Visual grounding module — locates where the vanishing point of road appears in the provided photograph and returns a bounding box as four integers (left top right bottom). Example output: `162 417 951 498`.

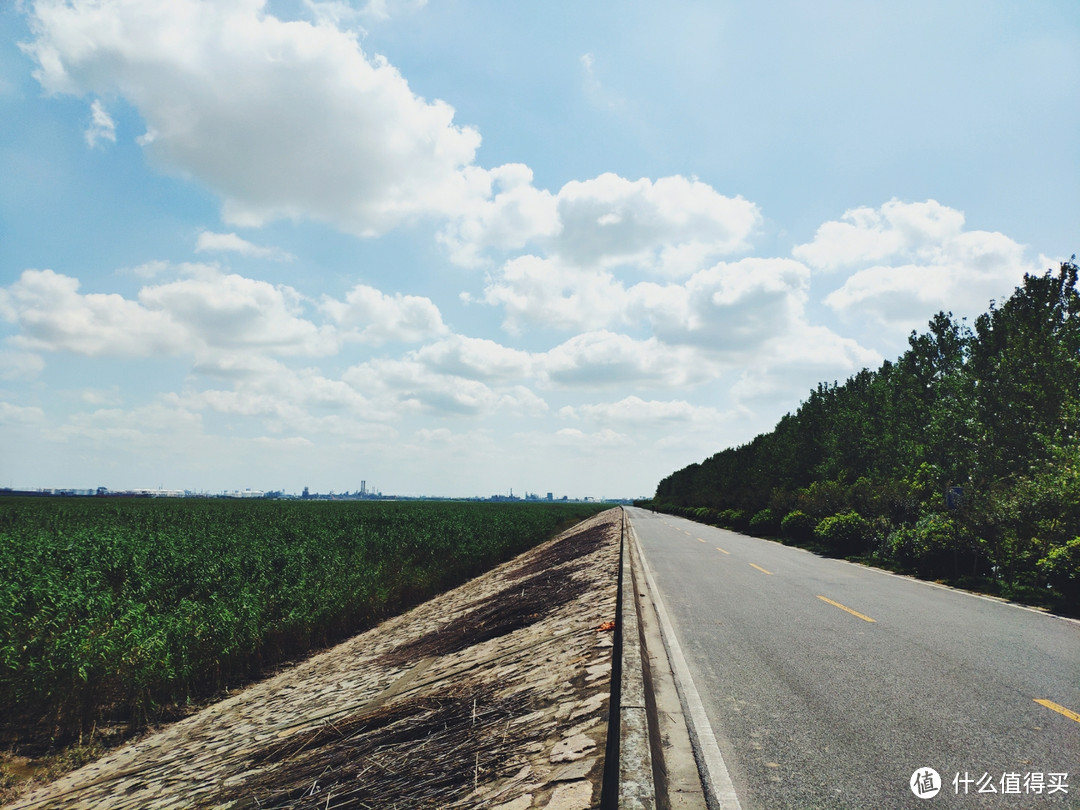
625 506 1080 809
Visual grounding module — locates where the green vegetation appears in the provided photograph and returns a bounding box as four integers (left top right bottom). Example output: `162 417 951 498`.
642 260 1080 615
0 497 606 744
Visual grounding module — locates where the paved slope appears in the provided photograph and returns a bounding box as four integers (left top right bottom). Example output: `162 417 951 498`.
8 510 622 810
626 506 1080 809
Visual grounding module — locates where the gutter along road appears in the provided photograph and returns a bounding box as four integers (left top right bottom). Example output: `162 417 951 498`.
624 507 1080 809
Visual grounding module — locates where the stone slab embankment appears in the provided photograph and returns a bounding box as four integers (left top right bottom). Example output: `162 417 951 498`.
8 508 623 810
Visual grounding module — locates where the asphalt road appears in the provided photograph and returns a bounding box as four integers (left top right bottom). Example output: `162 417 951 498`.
625 506 1080 809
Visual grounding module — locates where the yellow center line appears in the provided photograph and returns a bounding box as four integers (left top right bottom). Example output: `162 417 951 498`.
697 537 706 543
749 563 773 575
1035 699 1080 724
715 547 730 554
816 595 876 623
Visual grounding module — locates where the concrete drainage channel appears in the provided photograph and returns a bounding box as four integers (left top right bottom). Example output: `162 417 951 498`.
613 509 742 810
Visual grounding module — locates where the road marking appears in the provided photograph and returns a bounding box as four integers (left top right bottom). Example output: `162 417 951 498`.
816 595 876 623
1035 699 1080 723
716 546 730 554
749 563 772 575
698 537 706 543
683 530 692 536
628 522 743 809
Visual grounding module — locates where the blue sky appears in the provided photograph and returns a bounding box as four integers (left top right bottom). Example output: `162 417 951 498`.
1 0 1077 498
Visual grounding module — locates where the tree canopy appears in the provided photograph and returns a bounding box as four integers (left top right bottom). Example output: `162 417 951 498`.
646 260 1080 614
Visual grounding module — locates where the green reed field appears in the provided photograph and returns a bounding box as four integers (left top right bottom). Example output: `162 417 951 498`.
0 496 606 744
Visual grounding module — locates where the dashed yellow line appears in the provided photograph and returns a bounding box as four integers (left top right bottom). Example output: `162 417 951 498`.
749 563 773 575
697 537 706 543
715 547 730 554
816 595 876 623
1035 699 1080 724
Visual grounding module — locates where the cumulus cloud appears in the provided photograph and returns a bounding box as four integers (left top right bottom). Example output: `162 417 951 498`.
321 284 448 345
344 357 548 417
23 0 482 235
799 200 1043 333
539 331 716 389
195 231 294 261
477 255 627 334
478 254 816 359
793 199 966 272
560 396 727 428
139 265 336 355
0 268 188 356
1 265 449 360
447 171 760 274
728 325 882 407
438 164 559 266
634 258 810 351
412 335 534 382
552 173 759 272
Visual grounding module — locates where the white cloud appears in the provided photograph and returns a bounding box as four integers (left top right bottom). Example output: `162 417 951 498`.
449 171 761 274
124 259 171 279
195 231 294 261
729 325 882 407
0 349 45 380
1 268 188 356
551 427 630 447
1 266 336 358
793 199 967 272
321 284 448 345
633 258 810 351
539 331 716 389
55 398 204 445
560 396 727 428
84 98 116 147
139 265 337 355
478 255 628 334
0 402 47 425
344 357 548 418
580 52 626 112
552 173 759 272
23 0 482 235
478 254 819 362
412 335 534 382
438 164 559 266
811 201 1043 333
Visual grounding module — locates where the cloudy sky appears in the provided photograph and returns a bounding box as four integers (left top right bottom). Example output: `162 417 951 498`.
1 1 1077 498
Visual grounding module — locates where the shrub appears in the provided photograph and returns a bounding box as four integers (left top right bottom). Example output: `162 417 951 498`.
749 508 777 535
814 511 871 556
781 510 816 543
1038 537 1080 611
887 513 964 578
719 509 747 531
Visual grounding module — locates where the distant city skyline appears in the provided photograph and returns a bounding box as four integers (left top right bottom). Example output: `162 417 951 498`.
1 1 1077 497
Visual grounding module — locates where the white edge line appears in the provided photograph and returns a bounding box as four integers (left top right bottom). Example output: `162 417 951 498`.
628 515 743 810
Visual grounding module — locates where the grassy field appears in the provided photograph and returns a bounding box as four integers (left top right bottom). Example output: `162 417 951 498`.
0 496 607 748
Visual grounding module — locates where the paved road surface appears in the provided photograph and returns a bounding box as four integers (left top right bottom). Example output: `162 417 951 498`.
625 506 1080 809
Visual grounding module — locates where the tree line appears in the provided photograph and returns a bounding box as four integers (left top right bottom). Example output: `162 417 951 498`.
642 260 1080 614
